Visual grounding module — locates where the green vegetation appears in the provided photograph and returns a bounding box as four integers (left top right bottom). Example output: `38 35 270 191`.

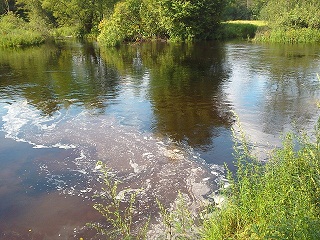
202 116 320 239
91 115 320 239
98 0 226 46
222 0 267 20
256 0 320 43
2 0 320 46
255 28 320 44
90 161 205 239
0 12 45 47
216 20 266 40
88 161 149 239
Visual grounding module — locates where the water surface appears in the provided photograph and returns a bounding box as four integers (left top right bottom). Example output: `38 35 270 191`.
0 40 319 239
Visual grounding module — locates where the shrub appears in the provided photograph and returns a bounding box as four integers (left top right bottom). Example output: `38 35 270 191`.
255 28 320 43
97 0 142 47
0 13 45 47
202 117 320 239
97 0 226 46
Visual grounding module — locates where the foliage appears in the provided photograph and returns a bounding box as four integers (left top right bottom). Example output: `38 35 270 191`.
0 12 45 47
202 116 320 239
256 0 320 43
222 0 268 20
88 161 149 239
260 0 320 30
223 0 252 20
255 28 320 44
42 0 101 36
97 0 226 46
215 21 265 40
156 192 202 239
97 0 143 47
3 0 120 37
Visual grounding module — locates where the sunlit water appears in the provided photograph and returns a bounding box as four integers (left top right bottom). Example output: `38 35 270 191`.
0 40 319 239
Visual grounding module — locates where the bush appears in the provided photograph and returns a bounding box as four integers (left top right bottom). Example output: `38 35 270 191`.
261 0 320 30
97 0 226 46
97 0 142 47
216 21 260 40
255 28 320 43
202 117 320 239
0 13 45 47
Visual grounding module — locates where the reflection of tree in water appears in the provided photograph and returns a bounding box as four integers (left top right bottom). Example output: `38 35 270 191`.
258 44 320 134
99 42 233 148
146 42 233 148
0 41 121 116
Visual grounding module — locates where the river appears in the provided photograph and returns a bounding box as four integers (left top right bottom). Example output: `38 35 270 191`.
0 40 319 239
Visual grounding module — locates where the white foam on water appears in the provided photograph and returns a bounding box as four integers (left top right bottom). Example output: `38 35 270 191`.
1 100 227 224
2 100 70 148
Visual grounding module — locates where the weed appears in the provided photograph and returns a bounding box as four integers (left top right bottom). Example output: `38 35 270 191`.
202 115 320 239
88 161 149 239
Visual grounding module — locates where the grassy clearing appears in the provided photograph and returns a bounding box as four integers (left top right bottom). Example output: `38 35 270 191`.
226 20 267 27
202 116 320 239
216 20 267 40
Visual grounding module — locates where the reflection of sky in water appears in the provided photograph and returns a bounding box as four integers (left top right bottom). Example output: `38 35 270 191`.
224 43 320 157
107 73 153 130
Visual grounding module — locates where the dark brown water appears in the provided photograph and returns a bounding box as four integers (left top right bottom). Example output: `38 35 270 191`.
0 40 319 239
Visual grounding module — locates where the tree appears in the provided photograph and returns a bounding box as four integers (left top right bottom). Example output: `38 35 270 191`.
41 0 119 35
260 0 320 29
98 0 227 46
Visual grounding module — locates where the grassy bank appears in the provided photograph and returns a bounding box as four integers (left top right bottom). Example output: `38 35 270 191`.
255 28 320 44
0 13 46 48
216 20 266 40
202 118 320 239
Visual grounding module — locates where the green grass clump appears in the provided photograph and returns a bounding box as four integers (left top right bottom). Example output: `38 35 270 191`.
202 117 320 239
215 20 266 40
50 25 83 39
255 28 320 44
0 13 45 48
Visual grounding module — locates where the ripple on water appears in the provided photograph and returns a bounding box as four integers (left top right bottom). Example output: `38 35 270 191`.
1 100 224 232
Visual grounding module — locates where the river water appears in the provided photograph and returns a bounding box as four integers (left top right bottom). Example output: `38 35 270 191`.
0 40 319 239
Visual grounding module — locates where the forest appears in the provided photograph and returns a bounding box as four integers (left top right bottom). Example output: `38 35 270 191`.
1 0 320 47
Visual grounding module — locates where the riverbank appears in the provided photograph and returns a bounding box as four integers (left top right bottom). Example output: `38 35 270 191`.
90 116 320 239
215 20 266 40
0 13 45 48
201 118 320 239
255 28 320 44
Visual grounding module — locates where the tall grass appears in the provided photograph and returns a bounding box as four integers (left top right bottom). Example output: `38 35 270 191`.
215 21 266 40
255 28 320 44
88 161 149 239
202 116 320 239
0 13 45 48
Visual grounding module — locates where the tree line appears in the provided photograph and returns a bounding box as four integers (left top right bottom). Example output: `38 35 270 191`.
1 0 320 46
